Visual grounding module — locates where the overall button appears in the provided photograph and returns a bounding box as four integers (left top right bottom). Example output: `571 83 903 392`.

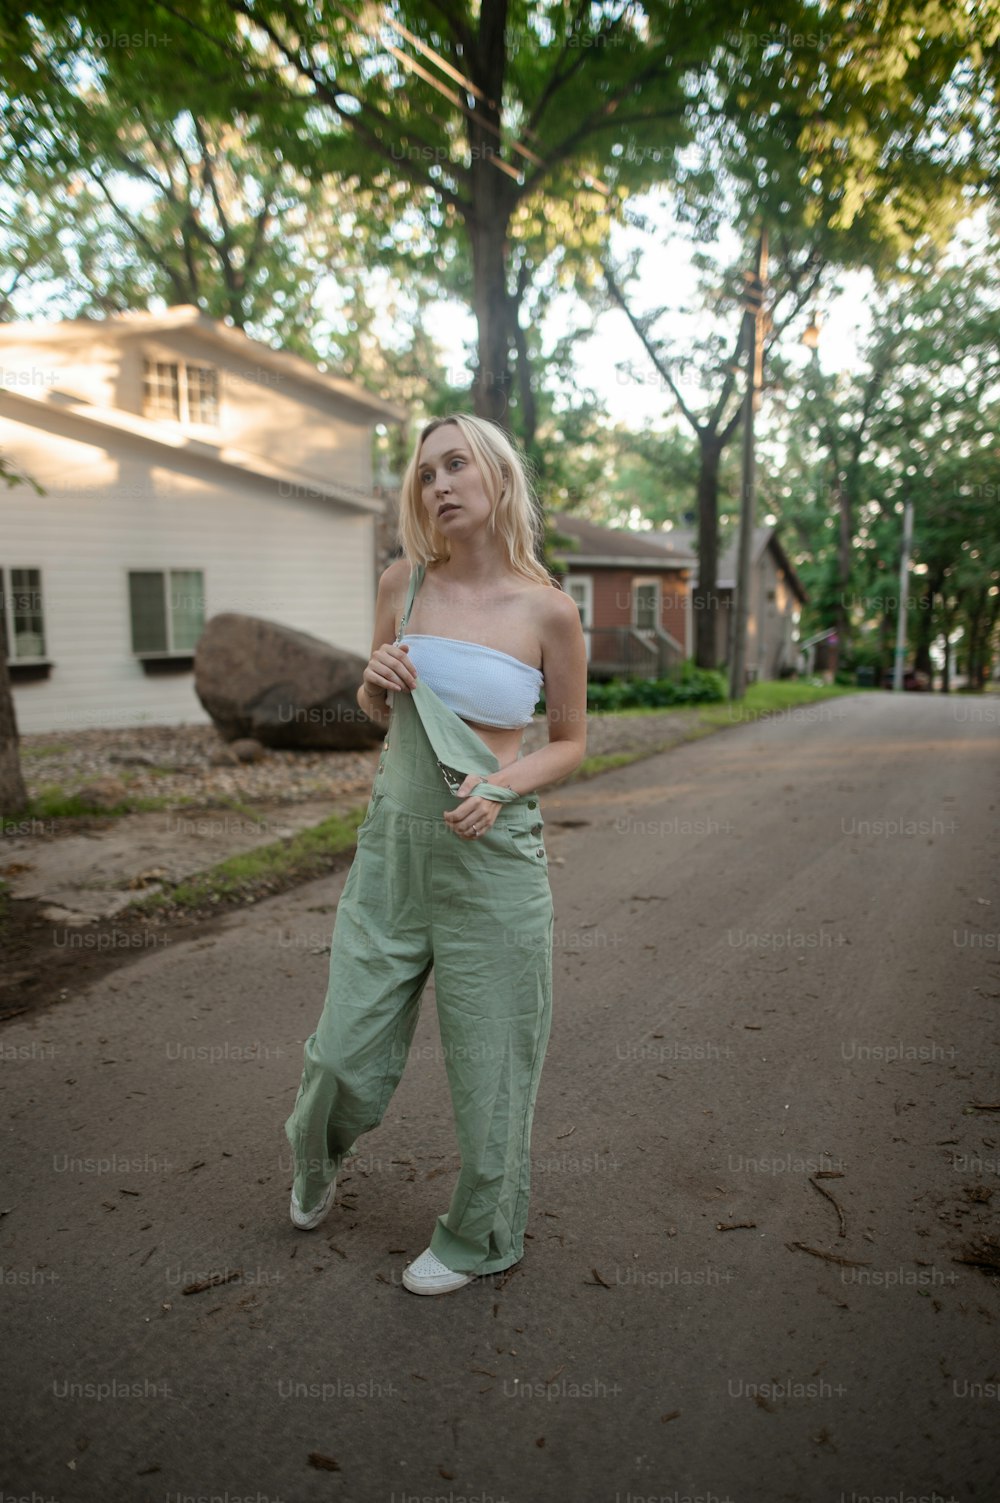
535 848 545 857
531 823 542 835
527 799 537 809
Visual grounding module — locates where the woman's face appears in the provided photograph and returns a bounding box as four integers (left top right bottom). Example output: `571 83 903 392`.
417 423 493 537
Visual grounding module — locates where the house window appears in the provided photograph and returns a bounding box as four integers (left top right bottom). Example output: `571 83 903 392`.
142 358 219 425
143 360 180 420
564 575 593 663
0 566 47 660
186 365 219 424
128 569 205 655
632 578 660 630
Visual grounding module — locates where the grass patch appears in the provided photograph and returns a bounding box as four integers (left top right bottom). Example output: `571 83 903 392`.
695 680 862 728
20 743 71 761
575 749 646 778
567 681 860 781
124 805 368 916
210 794 270 822
7 776 232 823
24 785 178 820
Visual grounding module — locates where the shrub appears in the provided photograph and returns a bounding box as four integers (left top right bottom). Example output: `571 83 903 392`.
539 662 727 714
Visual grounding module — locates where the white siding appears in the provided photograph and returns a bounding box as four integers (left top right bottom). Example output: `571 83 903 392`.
116 331 375 490
0 334 121 410
1 412 377 733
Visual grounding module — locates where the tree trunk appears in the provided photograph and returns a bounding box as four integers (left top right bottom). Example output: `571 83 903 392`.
913 574 937 677
0 649 29 817
965 602 985 690
878 608 894 683
469 209 513 430
467 0 514 431
695 434 723 669
834 473 851 662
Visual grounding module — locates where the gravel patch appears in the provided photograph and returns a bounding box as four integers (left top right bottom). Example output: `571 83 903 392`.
18 723 380 811
16 708 707 815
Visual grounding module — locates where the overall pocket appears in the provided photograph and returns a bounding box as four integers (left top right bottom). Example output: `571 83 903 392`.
503 803 547 868
356 789 387 839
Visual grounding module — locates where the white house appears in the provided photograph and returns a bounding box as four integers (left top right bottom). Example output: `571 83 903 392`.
0 306 404 733
646 524 808 680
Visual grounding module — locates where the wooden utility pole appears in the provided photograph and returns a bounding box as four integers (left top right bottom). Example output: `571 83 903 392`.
892 500 915 691
729 227 769 701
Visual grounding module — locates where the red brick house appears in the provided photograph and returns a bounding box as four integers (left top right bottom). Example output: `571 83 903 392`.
548 513 695 678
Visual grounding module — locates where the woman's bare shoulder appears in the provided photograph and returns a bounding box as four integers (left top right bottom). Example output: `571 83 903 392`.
379 557 412 589
378 556 412 605
528 577 580 633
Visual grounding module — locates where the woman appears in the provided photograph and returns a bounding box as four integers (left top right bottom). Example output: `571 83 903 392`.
284 413 588 1296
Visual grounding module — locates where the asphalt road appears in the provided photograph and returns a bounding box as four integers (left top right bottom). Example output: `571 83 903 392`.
2 690 999 1502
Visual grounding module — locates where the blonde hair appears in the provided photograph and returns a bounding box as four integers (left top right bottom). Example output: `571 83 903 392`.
397 413 555 588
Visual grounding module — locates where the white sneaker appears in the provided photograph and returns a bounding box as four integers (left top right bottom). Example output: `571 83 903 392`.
289 1176 336 1231
401 1246 474 1295
287 1140 360 1231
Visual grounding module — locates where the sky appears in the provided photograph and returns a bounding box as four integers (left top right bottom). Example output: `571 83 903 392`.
418 189 876 432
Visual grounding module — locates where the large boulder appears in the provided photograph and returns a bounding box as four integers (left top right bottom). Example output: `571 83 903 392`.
194 613 385 750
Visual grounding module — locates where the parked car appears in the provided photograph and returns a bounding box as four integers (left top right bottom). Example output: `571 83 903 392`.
881 668 931 691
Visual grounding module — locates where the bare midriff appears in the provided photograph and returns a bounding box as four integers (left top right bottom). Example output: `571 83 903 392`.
461 719 527 768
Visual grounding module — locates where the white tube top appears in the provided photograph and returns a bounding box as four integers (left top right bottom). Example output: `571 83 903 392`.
392 633 544 728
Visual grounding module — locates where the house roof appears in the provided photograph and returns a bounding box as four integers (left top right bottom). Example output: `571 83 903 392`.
663 525 808 602
549 511 697 568
0 304 406 423
0 384 387 515
549 512 808 603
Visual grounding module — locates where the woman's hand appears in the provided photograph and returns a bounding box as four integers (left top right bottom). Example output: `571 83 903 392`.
443 775 502 840
362 642 418 702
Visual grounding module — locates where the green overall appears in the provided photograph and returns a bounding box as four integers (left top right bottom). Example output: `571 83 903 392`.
284 563 554 1275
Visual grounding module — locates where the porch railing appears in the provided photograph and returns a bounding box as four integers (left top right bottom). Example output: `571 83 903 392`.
582 625 687 681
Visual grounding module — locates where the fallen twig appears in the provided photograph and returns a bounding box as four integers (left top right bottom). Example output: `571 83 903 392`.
182 1269 242 1295
786 1241 869 1268
810 1174 847 1238
717 1221 756 1232
585 1268 612 1288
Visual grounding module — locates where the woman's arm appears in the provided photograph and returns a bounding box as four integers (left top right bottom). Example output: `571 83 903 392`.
483 585 589 796
355 558 415 727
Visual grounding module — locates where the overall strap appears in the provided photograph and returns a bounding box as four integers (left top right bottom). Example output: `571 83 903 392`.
395 562 426 643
